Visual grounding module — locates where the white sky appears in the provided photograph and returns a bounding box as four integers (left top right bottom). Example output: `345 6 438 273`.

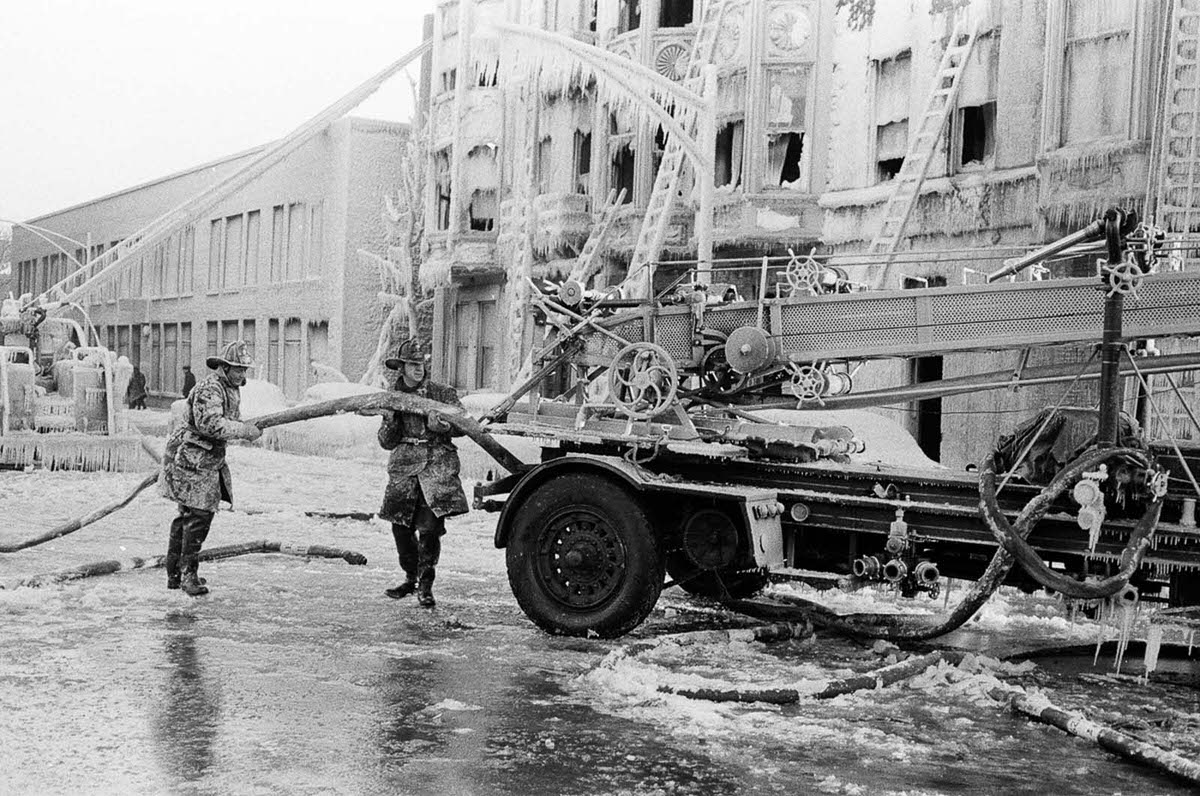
0 0 436 221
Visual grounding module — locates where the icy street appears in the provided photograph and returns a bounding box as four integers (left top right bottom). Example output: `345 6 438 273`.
1 443 1198 796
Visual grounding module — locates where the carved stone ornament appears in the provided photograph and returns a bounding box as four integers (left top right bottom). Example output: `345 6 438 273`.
767 4 813 54
655 42 689 81
715 5 745 63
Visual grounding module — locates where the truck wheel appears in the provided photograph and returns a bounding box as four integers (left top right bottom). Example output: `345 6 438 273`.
507 474 663 638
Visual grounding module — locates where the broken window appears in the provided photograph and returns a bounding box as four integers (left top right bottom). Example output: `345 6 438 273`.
873 50 911 184
764 66 810 188
573 130 592 195
715 120 744 188
434 149 452 231
660 0 693 28
536 136 553 194
618 0 641 33
958 102 995 168
469 190 496 232
1062 0 1132 144
652 126 667 178
611 143 635 203
441 68 457 94
876 121 907 181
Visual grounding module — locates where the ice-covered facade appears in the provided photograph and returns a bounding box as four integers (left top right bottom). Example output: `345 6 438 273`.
425 0 1195 468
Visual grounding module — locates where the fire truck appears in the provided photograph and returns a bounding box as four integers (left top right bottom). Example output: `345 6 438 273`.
474 211 1200 638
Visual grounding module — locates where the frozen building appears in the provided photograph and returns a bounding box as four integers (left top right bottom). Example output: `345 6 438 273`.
818 0 1193 466
422 0 832 391
420 0 1193 467
10 118 409 400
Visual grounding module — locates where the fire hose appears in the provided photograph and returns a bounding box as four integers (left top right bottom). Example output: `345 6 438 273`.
0 392 525 553
4 539 367 589
978 446 1161 600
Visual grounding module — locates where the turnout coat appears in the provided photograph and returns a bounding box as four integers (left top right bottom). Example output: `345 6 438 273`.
378 378 469 526
159 373 246 512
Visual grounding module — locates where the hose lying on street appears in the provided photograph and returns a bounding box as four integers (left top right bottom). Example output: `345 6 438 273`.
3 540 367 589
993 688 1200 787
660 649 965 704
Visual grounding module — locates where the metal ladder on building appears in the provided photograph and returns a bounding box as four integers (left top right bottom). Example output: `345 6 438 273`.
622 0 733 298
569 188 627 284
34 39 431 309
1152 0 1200 235
870 17 979 287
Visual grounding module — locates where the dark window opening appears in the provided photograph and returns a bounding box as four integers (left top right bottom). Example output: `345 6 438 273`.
768 132 804 186
435 151 452 231
536 136 553 194
618 0 641 33
477 70 498 88
573 131 592 195
904 274 945 461
469 191 496 232
652 126 668 176
715 120 744 188
612 144 635 203
587 0 598 32
912 355 943 462
877 157 904 181
441 69 457 93
660 0 693 27
959 102 996 168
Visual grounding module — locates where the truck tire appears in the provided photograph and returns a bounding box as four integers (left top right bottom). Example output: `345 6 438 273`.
506 474 663 638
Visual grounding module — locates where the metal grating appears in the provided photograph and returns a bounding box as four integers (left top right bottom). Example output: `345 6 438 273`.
654 313 693 360
780 298 920 351
704 306 761 334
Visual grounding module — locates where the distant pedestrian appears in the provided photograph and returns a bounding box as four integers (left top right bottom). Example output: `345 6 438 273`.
363 338 467 608
159 341 262 596
127 364 148 409
182 365 196 398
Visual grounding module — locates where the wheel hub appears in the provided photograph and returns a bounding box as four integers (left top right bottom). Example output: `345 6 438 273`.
536 509 627 609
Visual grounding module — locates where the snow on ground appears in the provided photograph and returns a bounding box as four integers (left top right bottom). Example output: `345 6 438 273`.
1 444 1197 795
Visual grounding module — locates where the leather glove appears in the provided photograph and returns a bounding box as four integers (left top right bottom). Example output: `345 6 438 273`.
240 422 263 442
426 411 452 433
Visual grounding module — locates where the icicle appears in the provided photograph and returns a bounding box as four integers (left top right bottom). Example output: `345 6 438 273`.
1113 603 1135 673
1143 625 1164 683
1189 630 1195 656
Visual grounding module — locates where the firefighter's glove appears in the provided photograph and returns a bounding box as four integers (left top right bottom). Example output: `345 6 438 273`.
426 411 452 434
240 422 263 442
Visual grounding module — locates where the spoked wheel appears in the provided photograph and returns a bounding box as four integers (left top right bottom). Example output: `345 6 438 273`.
507 474 663 637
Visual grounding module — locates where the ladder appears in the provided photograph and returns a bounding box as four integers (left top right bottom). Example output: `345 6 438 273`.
1152 0 1200 234
869 17 979 287
505 100 539 378
35 39 432 309
569 187 627 284
621 0 732 299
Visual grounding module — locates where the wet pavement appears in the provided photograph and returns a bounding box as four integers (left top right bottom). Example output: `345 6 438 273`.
1 448 1197 795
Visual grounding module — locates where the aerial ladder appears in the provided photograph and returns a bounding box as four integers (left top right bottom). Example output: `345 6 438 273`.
30 39 432 312
869 16 979 288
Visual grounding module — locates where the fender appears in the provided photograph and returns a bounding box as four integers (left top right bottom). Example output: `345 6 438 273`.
493 454 651 548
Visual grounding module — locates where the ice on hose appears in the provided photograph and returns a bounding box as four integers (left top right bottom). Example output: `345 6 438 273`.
262 381 386 460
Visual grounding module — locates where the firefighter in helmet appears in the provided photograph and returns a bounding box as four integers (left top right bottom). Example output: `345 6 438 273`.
159 340 263 595
367 338 468 607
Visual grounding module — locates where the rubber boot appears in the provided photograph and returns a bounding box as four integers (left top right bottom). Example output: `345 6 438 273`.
417 567 436 608
180 565 209 597
384 579 417 600
165 515 184 590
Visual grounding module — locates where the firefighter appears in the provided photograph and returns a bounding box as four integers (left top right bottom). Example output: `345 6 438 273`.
159 340 263 596
367 338 467 608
